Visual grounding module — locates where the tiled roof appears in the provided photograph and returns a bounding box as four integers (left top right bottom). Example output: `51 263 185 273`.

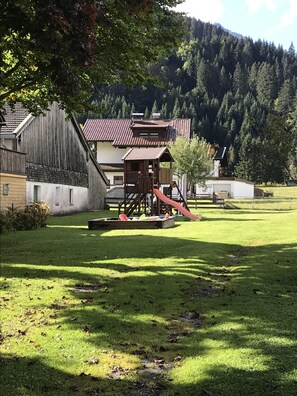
83 118 191 146
0 103 30 134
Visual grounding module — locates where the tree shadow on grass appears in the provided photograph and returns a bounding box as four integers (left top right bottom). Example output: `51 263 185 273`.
0 354 154 396
0 230 237 268
1 227 297 395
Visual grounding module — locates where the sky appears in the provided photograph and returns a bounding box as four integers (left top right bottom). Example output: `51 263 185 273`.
175 0 296 50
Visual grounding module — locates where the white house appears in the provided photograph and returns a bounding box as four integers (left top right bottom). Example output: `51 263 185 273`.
195 145 254 199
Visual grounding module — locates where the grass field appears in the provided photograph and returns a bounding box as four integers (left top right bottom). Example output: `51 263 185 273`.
225 186 297 211
1 205 297 395
256 186 297 199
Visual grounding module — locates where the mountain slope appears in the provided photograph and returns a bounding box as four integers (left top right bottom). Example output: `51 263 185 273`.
84 17 297 183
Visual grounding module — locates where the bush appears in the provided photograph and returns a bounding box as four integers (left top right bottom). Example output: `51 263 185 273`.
0 202 50 233
0 211 12 233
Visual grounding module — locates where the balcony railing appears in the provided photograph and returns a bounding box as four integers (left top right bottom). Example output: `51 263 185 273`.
0 148 26 175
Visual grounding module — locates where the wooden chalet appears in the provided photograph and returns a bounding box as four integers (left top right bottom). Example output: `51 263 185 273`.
0 102 108 214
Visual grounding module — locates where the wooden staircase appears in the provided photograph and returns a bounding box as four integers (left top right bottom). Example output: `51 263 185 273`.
119 192 147 217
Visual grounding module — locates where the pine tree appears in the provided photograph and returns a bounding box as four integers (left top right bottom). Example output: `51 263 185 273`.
144 107 150 119
256 63 277 108
242 41 254 66
275 80 294 114
172 98 181 118
151 100 158 117
233 63 248 96
160 103 168 119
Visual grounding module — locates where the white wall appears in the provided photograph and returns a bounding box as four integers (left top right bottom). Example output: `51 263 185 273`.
105 171 124 189
232 180 254 198
26 181 89 214
195 184 213 195
97 142 128 163
195 179 254 198
213 160 220 177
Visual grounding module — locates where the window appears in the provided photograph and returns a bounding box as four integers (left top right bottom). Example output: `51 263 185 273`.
114 176 123 185
2 184 9 195
69 188 74 205
33 185 40 201
139 132 159 139
139 132 149 137
55 186 60 206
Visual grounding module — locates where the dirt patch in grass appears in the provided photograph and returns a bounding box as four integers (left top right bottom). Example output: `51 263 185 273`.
74 282 108 293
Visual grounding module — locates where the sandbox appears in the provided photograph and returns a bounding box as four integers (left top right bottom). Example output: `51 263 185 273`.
88 216 175 230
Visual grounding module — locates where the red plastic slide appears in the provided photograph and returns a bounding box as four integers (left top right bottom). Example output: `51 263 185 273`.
153 188 201 220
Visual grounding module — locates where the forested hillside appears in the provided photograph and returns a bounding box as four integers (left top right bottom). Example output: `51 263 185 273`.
84 18 297 184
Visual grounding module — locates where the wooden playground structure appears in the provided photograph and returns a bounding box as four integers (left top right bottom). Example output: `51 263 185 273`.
119 147 199 220
88 147 200 230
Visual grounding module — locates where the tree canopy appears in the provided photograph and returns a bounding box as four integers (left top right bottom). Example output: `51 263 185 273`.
0 0 184 115
169 136 213 189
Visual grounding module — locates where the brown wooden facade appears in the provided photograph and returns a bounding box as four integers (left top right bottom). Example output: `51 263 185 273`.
1 103 108 213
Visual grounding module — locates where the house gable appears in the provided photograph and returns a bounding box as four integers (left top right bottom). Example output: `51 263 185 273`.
1 102 108 212
7 102 105 187
18 103 88 174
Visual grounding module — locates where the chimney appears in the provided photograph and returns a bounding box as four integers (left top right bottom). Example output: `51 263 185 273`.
132 112 144 120
208 144 216 157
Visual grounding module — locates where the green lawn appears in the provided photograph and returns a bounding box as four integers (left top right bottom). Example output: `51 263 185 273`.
258 186 297 199
1 207 297 395
226 186 297 211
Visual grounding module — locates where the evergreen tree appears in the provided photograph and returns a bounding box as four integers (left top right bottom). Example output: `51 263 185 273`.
287 105 297 179
275 80 294 114
151 100 158 116
172 98 181 118
233 63 248 96
235 134 264 182
160 103 168 119
256 63 277 108
144 107 150 119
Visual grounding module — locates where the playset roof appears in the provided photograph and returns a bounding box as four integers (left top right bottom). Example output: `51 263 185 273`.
122 147 173 162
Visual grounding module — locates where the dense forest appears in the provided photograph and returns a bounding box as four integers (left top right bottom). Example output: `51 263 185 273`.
83 18 297 184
